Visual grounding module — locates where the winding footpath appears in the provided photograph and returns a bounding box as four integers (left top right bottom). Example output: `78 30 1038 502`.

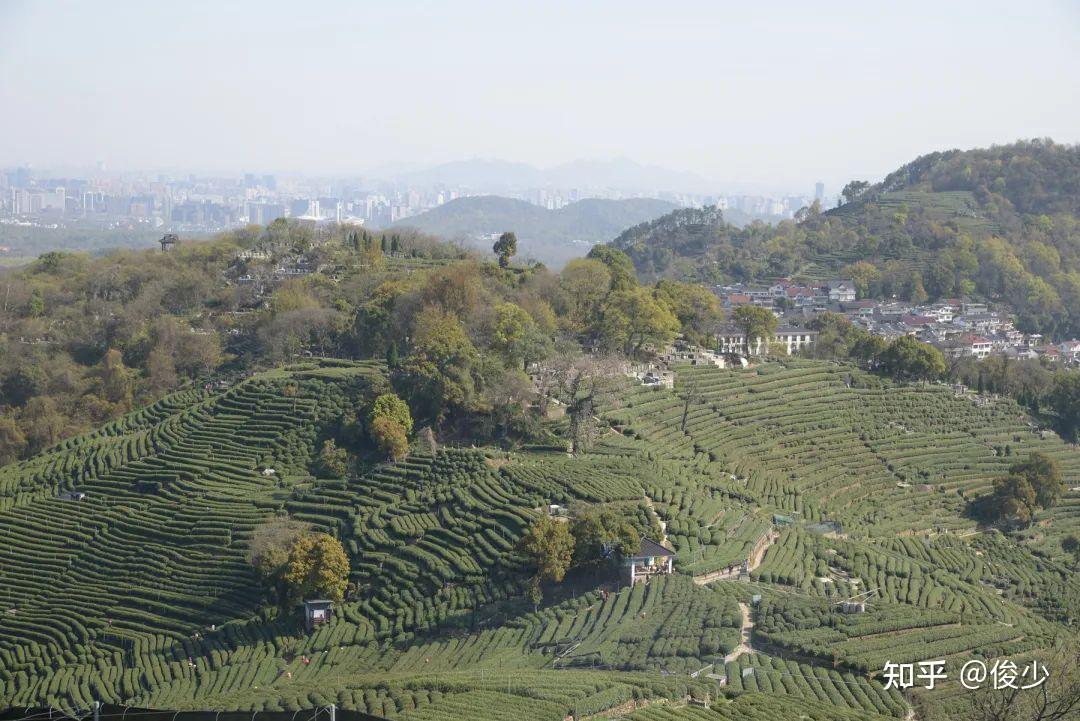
692 528 779 585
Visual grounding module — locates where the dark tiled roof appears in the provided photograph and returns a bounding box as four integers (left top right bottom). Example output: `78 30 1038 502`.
633 537 675 558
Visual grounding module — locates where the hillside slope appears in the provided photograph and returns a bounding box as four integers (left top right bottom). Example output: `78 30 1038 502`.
391 196 676 266
611 140 1080 336
1 359 1078 719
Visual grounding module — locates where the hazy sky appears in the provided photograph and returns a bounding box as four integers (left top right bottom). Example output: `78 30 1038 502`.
1 0 1078 192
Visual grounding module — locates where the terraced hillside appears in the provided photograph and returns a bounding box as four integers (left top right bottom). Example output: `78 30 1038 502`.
2 359 1078 721
604 360 1080 719
611 360 1080 539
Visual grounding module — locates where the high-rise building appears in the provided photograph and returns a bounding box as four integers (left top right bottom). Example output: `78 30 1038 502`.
13 167 32 188
83 191 105 214
129 194 155 217
289 198 319 218
318 197 341 221
11 188 31 214
814 182 824 201
247 201 286 225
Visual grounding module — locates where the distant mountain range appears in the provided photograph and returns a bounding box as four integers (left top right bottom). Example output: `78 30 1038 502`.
390 195 678 267
383 157 713 194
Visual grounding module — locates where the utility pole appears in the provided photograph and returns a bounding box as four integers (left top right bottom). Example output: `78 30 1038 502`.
328 704 335 721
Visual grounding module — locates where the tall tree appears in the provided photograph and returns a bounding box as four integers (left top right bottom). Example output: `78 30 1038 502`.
878 336 946 382
493 231 518 268
99 348 134 408
398 307 478 425
1050 371 1080 442
840 180 871 205
283 533 350 605
586 245 637 291
491 302 544 369
316 439 349 477
368 392 414 460
248 518 311 605
519 515 574 585
654 280 724 347
558 258 612 332
370 417 410 461
983 452 1063 527
569 506 641 568
599 287 680 356
0 415 26 465
550 354 624 455
732 305 778 355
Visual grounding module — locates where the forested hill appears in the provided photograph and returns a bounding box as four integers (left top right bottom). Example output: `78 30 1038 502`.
611 139 1080 337
391 195 676 267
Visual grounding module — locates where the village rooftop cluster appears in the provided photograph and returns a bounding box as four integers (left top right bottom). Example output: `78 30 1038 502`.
714 278 1080 365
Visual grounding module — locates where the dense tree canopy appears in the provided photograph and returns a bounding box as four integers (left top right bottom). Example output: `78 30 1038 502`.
368 392 414 460
599 287 680 356
283 532 351 605
611 141 1080 338
316 439 349 477
1050 372 1080 443
569 507 642 568
654 279 724 347
519 515 574 584
981 453 1064 527
877 335 946 382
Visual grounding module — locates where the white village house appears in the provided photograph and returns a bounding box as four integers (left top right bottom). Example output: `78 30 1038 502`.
827 279 857 303
716 326 818 356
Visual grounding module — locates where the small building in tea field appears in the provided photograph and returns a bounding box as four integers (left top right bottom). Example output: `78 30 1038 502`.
624 538 675 586
304 599 333 631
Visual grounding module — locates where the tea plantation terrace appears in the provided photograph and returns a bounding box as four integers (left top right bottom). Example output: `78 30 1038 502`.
1 358 1077 721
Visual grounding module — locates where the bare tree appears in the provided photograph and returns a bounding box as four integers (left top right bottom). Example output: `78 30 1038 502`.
533 351 577 418
680 377 700 434
967 642 1080 721
563 355 624 455
418 426 438 456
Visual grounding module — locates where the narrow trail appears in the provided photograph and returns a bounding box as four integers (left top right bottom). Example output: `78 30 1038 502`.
722 602 754 665
642 494 671 549
692 528 779 585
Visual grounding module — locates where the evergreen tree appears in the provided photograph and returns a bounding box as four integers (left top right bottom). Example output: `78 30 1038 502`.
493 232 518 268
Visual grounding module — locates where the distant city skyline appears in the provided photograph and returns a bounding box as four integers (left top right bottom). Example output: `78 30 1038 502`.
0 156 827 198
1 0 1078 193
2 158 816 236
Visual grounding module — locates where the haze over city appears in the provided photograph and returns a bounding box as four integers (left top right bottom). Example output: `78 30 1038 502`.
2 0 1078 193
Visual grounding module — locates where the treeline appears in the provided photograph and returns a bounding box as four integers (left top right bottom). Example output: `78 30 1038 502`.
613 140 1080 338
0 221 722 463
351 243 722 436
